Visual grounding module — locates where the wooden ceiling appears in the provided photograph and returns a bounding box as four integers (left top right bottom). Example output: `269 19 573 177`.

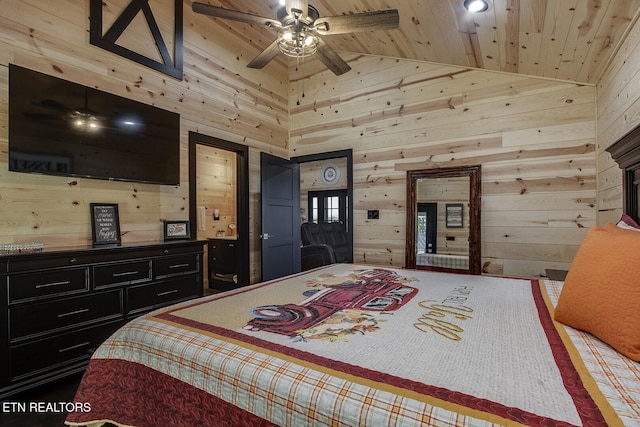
194 0 640 85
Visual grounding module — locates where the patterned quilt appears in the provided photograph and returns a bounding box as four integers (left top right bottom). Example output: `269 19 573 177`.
65 264 640 426
416 253 469 270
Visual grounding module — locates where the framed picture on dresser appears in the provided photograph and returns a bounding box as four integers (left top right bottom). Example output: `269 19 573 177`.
164 220 191 241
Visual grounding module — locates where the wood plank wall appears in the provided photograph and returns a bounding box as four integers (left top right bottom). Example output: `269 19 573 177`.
0 0 289 284
289 55 597 278
3 0 630 282
596 13 640 224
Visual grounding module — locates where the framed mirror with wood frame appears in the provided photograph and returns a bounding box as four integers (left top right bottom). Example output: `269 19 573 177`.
405 165 481 275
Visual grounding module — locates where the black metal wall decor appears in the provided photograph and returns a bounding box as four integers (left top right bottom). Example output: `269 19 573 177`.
89 0 183 80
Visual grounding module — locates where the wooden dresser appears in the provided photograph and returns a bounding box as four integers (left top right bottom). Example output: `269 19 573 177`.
0 240 205 399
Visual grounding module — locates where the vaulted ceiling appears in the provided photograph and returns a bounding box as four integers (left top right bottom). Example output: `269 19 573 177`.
194 0 640 85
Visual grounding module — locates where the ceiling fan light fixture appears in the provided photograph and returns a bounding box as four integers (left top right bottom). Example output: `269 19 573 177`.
277 25 319 57
71 112 100 132
464 0 489 13
191 2 395 75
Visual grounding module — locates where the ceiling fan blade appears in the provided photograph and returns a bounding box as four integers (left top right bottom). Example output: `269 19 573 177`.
34 99 72 113
315 38 351 76
192 2 281 28
285 0 309 19
314 9 399 35
23 113 60 120
247 40 282 69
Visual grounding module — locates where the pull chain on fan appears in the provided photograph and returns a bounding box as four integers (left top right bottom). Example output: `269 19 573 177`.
295 52 307 106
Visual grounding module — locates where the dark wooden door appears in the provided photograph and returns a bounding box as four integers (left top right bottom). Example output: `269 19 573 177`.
417 202 438 254
260 153 300 281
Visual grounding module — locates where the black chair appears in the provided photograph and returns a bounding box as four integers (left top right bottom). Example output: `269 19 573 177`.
300 244 336 271
300 222 350 270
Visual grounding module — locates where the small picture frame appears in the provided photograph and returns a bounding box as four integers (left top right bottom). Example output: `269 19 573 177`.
446 203 464 228
90 203 121 247
163 220 191 241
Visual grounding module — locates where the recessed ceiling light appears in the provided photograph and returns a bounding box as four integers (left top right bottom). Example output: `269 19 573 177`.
464 0 489 13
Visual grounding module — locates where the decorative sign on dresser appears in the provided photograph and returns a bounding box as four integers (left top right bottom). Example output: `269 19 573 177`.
90 203 121 247
0 240 206 399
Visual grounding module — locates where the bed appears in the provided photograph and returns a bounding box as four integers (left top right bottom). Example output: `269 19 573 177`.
65 249 640 426
416 253 469 270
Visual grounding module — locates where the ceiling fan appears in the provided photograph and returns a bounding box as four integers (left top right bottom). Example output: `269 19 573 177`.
191 0 399 76
26 94 103 132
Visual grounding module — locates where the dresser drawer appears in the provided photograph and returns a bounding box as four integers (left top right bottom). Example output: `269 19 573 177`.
8 268 89 303
127 276 201 315
154 254 199 279
93 259 152 289
8 254 96 273
9 290 123 340
9 321 122 381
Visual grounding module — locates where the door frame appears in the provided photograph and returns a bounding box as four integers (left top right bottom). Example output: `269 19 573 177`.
260 152 301 281
188 131 250 286
293 149 354 263
405 165 481 274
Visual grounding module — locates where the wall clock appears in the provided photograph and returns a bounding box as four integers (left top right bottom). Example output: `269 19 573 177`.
321 164 340 185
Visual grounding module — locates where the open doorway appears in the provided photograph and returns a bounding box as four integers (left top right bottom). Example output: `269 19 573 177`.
293 149 353 263
259 149 354 281
188 132 249 290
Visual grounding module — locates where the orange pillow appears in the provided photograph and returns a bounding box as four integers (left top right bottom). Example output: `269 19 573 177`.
554 223 640 361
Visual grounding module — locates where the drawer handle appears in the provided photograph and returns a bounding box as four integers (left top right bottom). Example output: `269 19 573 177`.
168 263 190 269
112 270 140 277
57 308 90 318
157 289 179 297
35 280 71 289
58 341 90 353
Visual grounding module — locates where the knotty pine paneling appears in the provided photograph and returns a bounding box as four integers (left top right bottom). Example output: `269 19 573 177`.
0 0 288 285
2 0 633 282
596 12 640 226
289 54 597 278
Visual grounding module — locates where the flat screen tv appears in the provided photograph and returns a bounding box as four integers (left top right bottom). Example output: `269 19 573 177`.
8 64 180 185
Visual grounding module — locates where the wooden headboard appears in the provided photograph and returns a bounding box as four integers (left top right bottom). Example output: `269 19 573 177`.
606 125 640 222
